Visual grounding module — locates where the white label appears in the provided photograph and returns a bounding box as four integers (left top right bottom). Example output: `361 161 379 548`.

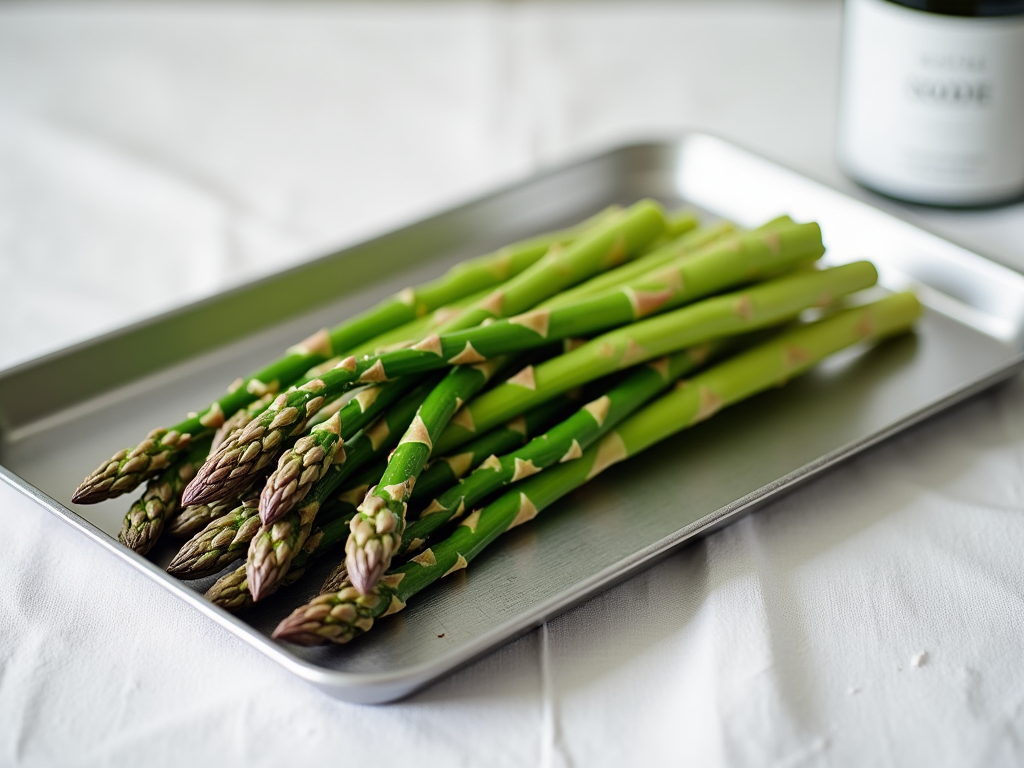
838 0 1024 204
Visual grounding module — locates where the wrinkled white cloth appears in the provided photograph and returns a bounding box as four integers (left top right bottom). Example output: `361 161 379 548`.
2 3 1024 766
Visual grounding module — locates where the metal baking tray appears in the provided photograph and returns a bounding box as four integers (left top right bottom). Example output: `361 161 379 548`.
2 133 1023 704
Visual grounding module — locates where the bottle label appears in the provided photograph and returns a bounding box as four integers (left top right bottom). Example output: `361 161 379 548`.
838 0 1024 204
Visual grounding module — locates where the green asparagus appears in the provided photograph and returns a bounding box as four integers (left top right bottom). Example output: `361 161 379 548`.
433 261 876 454
272 291 922 645
182 203 669 509
73 214 602 504
182 221 821 507
409 395 574 507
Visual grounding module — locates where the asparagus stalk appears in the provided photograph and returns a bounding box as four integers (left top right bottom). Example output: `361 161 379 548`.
400 343 731 556
433 261 876 454
118 438 212 555
272 291 923 645
428 200 667 335
342 288 494 359
541 219 735 310
72 215 602 505
538 215 797 312
344 358 507 594
409 395 574 507
182 203 668 508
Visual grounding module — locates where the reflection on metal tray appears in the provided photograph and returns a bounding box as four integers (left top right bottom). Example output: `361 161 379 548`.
2 133 1022 704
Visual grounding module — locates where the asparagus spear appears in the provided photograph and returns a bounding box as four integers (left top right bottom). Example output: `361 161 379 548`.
72 216 602 505
166 498 261 579
182 203 668 509
541 219 735 309
272 291 923 645
427 200 667 335
539 215 798 312
409 395 574 507
338 259 874 594
258 413 342 525
433 261 876 454
344 358 507 594
118 438 212 555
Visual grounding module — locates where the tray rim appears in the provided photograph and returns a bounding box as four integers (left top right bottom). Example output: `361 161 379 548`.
4 130 1024 704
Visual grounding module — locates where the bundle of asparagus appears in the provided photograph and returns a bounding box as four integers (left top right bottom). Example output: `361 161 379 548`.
71 200 922 649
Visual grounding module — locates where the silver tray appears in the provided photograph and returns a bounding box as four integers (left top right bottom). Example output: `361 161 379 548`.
2 133 1023 704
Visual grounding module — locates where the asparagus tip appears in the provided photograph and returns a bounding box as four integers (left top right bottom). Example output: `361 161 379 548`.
246 552 278 603
271 610 330 646
118 521 162 557
71 484 102 504
346 553 387 596
204 566 251 612
258 484 290 528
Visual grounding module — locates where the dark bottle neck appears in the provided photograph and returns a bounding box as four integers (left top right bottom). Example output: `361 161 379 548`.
885 0 1024 15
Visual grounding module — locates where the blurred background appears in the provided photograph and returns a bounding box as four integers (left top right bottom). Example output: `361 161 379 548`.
10 0 1021 371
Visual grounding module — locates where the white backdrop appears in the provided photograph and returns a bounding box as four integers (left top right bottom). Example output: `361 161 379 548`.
2 3 1024 766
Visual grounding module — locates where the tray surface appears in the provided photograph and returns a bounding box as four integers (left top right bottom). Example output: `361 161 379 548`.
2 134 1022 703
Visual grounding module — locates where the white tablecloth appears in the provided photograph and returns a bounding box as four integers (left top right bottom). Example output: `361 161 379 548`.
2 3 1024 766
